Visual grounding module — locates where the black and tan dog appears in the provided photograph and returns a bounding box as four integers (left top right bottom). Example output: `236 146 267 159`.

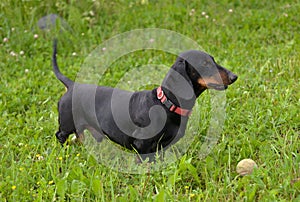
52 40 237 159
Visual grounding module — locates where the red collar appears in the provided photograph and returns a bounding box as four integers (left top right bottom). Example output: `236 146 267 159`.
156 86 192 117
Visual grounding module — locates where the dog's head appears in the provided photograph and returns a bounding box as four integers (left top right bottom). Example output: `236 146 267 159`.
162 50 238 99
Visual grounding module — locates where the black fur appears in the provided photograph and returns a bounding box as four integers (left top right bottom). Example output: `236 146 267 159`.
52 40 238 160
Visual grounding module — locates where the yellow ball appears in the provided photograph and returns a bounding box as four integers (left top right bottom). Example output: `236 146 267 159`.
236 159 257 176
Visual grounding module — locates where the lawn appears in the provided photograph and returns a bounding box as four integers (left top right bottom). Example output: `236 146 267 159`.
0 0 299 201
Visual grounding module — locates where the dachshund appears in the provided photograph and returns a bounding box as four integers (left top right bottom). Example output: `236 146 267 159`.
52 40 238 160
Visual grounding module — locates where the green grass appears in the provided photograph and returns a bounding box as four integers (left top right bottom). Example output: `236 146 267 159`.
0 0 299 201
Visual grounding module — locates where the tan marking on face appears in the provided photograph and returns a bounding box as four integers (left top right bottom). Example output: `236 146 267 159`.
197 70 231 86
197 78 207 87
219 71 230 85
197 77 223 87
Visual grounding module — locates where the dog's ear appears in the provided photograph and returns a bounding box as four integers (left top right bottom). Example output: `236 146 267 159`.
162 57 194 100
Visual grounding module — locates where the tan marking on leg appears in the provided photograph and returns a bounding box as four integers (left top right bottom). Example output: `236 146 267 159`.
76 133 85 144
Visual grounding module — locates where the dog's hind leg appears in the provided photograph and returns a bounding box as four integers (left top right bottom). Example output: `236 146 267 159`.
56 109 76 145
56 96 76 144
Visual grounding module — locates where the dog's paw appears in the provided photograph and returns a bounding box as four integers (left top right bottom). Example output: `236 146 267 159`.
56 131 67 145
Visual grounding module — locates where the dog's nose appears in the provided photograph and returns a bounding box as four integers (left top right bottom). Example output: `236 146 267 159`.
229 73 238 83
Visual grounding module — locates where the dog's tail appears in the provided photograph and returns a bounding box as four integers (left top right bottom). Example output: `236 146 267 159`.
52 39 73 88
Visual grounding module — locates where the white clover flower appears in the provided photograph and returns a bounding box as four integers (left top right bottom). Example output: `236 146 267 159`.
89 10 95 16
10 51 17 57
189 9 195 16
36 154 44 161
